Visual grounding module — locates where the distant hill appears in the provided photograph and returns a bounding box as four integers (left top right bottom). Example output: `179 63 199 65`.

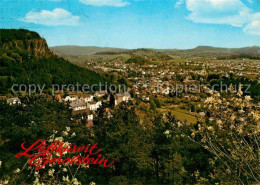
51 46 172 65
160 46 260 59
51 46 171 58
50 46 127 56
0 29 109 94
94 48 171 60
51 45 260 59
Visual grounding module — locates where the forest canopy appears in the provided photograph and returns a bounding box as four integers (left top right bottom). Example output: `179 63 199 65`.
0 29 41 43
0 29 109 94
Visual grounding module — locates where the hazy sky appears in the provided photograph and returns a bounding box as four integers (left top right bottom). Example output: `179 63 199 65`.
0 0 260 49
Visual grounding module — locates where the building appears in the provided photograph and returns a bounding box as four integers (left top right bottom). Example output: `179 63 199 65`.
87 101 98 111
79 94 94 102
95 90 107 97
70 101 87 112
7 98 21 105
0 96 7 101
86 120 94 128
115 92 131 105
96 101 102 109
199 112 206 118
88 114 94 121
54 94 62 102
64 95 78 102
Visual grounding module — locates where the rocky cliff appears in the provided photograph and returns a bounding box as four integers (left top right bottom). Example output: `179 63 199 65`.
0 29 52 59
0 29 109 95
2 39 51 57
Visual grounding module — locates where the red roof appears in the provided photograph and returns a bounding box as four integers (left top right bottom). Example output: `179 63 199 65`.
86 120 93 128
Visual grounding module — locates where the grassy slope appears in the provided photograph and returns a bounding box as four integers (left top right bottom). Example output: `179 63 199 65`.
158 107 198 124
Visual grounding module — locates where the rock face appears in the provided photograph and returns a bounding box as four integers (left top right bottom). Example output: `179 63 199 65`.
2 39 51 58
0 29 52 59
27 39 50 56
0 29 109 95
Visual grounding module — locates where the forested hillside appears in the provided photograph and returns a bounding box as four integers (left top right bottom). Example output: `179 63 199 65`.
0 29 108 94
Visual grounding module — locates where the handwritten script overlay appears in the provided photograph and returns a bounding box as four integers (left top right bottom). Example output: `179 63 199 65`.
15 139 114 171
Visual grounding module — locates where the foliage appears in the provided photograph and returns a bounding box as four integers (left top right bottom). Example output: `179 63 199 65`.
185 87 260 184
209 75 260 101
125 57 147 65
153 98 161 108
0 29 40 44
93 103 154 184
150 99 157 111
0 29 109 94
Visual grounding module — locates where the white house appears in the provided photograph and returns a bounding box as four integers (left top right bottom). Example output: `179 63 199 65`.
85 94 94 102
70 101 87 111
88 114 94 121
162 87 170 95
115 92 131 105
142 95 150 101
64 95 78 102
96 101 102 109
79 94 94 102
95 90 107 98
7 98 21 105
87 101 98 111
199 112 206 117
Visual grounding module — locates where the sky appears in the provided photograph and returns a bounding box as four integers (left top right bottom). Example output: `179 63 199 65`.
0 0 260 49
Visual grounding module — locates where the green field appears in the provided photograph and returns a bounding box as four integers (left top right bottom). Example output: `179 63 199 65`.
158 107 198 124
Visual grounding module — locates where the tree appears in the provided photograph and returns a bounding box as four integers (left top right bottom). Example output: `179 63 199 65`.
150 99 156 111
0 96 74 183
109 93 115 107
189 87 260 184
190 104 195 112
154 98 161 108
93 103 154 184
